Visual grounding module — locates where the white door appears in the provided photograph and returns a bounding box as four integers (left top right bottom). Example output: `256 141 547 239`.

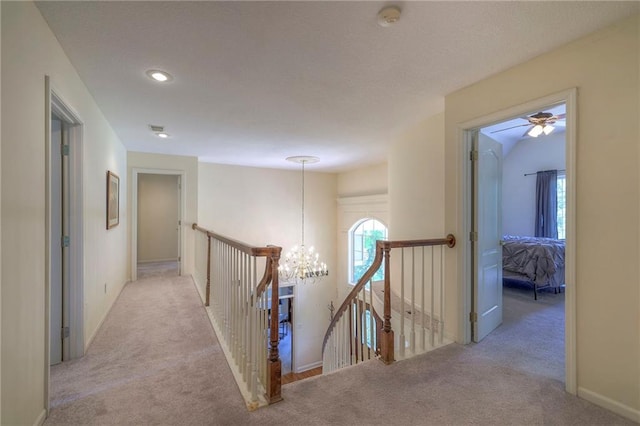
473 132 503 342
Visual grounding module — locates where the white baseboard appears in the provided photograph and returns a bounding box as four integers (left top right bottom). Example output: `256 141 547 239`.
578 387 640 423
137 258 178 264
33 408 47 426
295 360 322 373
191 275 206 305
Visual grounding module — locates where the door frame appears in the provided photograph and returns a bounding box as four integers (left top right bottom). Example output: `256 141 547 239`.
131 168 185 281
456 88 577 394
45 76 85 411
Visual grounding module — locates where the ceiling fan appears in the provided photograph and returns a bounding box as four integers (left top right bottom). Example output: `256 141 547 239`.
491 111 566 138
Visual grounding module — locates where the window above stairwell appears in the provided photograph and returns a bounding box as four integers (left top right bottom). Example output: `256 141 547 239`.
349 218 388 285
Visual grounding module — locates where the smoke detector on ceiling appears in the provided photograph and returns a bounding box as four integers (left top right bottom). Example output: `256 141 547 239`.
377 6 401 27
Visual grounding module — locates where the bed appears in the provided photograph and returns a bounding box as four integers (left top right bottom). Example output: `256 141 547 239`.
501 235 565 300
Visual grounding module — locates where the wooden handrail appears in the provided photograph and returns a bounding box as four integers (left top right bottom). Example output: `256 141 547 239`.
191 223 283 404
322 234 456 363
322 241 384 351
192 223 281 257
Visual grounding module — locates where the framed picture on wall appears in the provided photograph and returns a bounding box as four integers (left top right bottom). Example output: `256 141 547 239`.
107 171 119 229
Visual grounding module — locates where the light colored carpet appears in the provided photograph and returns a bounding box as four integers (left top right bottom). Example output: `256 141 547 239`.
137 260 180 279
45 273 634 425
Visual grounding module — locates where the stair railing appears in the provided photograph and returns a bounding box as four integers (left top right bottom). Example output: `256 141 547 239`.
192 224 282 407
322 235 456 373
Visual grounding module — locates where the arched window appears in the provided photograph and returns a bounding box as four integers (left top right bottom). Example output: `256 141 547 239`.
349 218 388 284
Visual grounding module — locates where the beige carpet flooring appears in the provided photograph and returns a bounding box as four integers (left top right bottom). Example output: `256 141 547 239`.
45 272 635 425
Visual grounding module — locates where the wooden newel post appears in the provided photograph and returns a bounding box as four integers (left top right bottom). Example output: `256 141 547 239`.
266 251 283 403
380 244 394 364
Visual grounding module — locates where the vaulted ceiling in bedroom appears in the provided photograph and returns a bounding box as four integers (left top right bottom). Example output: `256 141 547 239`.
481 104 567 157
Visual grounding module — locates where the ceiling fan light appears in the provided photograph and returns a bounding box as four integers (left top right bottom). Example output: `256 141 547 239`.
528 124 544 138
543 124 555 135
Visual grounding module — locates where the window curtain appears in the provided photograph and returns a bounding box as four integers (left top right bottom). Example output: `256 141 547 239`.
535 170 558 238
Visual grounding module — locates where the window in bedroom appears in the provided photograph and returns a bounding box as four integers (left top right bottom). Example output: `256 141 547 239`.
557 174 566 239
349 218 387 284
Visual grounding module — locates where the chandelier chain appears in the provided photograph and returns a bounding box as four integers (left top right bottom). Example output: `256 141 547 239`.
301 160 305 246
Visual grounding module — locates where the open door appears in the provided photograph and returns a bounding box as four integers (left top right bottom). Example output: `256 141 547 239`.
472 131 503 342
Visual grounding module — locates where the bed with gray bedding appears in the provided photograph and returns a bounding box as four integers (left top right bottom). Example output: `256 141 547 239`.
502 235 565 299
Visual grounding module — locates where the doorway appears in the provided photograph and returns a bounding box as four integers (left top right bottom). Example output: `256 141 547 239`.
46 77 85 410
458 89 577 393
278 285 294 375
131 169 185 281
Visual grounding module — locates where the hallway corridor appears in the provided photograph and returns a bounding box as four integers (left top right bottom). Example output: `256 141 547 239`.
46 272 252 424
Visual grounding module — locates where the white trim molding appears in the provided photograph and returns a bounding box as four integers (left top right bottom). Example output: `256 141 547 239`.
578 387 640 423
337 193 388 206
131 168 186 281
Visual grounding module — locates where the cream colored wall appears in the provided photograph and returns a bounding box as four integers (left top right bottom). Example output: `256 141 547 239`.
445 15 639 418
337 162 387 198
1 2 128 424
0 1 3 417
198 162 337 371
137 174 180 262
389 113 445 239
127 152 198 278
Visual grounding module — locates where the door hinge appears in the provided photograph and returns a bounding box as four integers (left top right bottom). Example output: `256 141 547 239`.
61 326 70 340
469 150 478 161
178 220 182 226
469 231 478 242
178 256 181 262
61 235 70 248
469 312 478 323
61 144 70 156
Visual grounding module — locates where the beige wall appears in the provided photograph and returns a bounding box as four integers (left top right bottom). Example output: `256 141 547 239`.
337 162 387 198
127 152 198 278
389 112 445 240
198 162 337 371
445 15 639 419
137 174 180 262
1 2 128 424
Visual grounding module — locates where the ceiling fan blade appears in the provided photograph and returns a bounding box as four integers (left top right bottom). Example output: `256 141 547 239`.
490 123 530 133
554 113 566 120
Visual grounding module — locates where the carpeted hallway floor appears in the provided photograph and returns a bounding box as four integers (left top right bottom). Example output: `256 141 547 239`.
45 272 635 425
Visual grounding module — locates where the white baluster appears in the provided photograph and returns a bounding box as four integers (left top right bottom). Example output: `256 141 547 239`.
421 247 426 351
400 248 405 358
439 245 444 344
411 247 416 354
430 246 435 348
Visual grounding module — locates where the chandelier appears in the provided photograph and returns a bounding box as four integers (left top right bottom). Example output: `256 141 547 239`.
279 156 329 284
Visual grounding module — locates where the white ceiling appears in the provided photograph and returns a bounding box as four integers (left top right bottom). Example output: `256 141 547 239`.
36 1 639 172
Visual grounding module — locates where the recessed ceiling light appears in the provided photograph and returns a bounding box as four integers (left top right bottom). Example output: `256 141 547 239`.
148 124 170 139
145 69 173 83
